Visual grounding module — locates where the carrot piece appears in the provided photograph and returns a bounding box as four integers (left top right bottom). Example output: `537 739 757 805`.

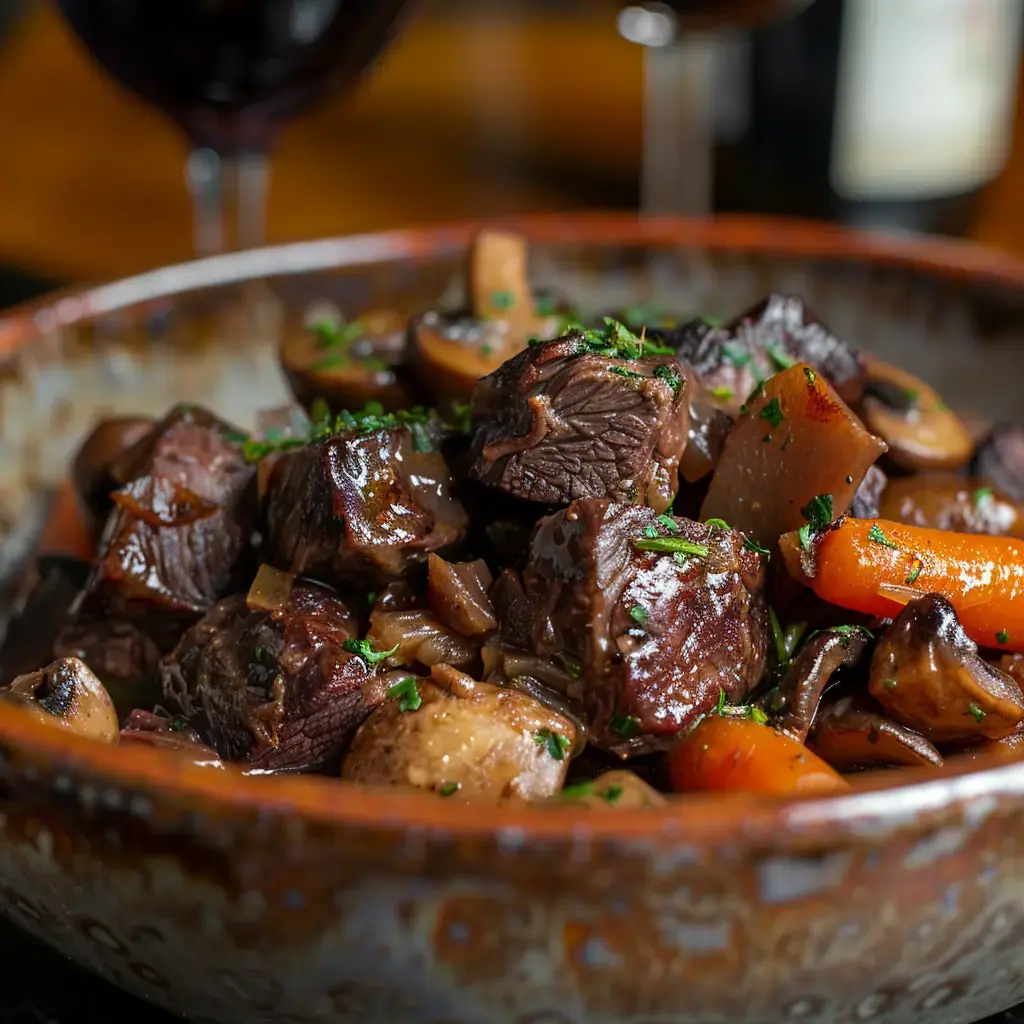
787 517 1024 653
668 715 848 796
37 477 94 564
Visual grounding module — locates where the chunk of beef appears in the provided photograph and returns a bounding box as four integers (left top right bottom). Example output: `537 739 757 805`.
469 333 691 513
655 294 866 412
161 580 374 772
262 418 467 586
341 663 577 802
972 423 1024 503
504 499 769 756
76 405 256 650
119 709 223 766
849 464 888 520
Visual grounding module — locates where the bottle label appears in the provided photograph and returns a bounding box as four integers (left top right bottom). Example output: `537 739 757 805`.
831 0 1023 201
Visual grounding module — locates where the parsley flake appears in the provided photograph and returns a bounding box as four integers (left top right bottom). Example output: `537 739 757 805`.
601 784 624 805
439 781 460 797
559 782 593 799
386 676 422 712
803 366 816 385
744 536 771 559
609 365 643 380
705 517 730 530
611 715 642 739
884 678 897 691
490 290 515 311
711 385 734 402
868 523 898 549
344 637 400 668
760 396 784 428
798 493 834 549
968 702 987 723
629 605 649 626
905 560 922 585
974 487 994 508
997 630 1011 645
657 514 681 533
766 345 796 371
634 537 709 558
535 728 571 760
643 523 659 539
654 363 682 395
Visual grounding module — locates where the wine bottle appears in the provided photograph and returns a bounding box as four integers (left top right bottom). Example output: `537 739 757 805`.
714 0 1024 235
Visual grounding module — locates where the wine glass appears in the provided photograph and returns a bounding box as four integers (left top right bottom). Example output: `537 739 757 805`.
55 0 419 255
616 0 815 214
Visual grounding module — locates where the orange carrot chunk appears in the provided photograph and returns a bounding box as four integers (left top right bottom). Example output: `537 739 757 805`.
786 517 1024 653
668 715 848 796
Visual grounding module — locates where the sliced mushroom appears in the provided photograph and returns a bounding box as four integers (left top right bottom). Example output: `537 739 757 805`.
869 593 1024 741
807 692 943 769
771 627 871 742
409 230 562 406
427 554 496 636
341 663 577 802
857 356 972 472
701 362 887 549
972 423 1024 503
0 658 118 743
281 308 418 415
878 473 1024 537
553 770 667 810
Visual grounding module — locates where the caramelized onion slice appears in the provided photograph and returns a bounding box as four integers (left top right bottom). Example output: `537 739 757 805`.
427 553 497 636
369 609 479 669
246 564 295 613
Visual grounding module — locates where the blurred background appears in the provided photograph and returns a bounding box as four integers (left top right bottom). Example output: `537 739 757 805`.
0 0 1022 304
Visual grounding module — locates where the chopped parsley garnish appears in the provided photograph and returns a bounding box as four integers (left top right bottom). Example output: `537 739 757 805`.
803 366 816 385
559 782 593 799
762 434 773 443
309 317 366 350
480 343 494 358
562 657 582 679
711 385 734 402
654 363 682 395
673 551 689 567
798 493 834 549
705 518 730 530
657 514 681 533
867 523 898 549
629 605 649 626
574 318 673 360
366 591 377 606
535 728 571 761
386 676 422 712
170 717 187 732
490 290 515 311
744 536 771 558
242 436 306 462
643 523 660 539
722 343 751 368
904 388 920 406
610 365 643 380
905 560 923 585
634 536 710 558
997 630 1011 645
884 678 897 691
343 637 400 668
611 715 642 739
974 487 994 508
309 352 349 372
715 689 769 725
804 624 874 649
968 702 987 723
759 396 784 428
439 781 460 797
602 784 623 805
450 402 471 433
766 345 795 371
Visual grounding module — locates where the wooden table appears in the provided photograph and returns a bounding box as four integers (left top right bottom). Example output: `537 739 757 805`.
0 2 1020 283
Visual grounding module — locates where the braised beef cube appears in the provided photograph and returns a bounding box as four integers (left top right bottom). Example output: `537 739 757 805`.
78 405 256 648
161 581 374 772
469 332 690 513
342 663 577 802
53 619 162 714
263 418 467 586
656 294 866 413
973 423 1024 503
507 498 769 756
120 708 223 766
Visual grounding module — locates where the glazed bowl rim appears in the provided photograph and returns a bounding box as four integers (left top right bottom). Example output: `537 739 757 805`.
4 209 1024 847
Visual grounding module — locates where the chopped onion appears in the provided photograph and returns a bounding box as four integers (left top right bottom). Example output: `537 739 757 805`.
246 564 295 613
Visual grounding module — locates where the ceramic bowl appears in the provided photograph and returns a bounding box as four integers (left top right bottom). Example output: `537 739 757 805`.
2 214 1024 1024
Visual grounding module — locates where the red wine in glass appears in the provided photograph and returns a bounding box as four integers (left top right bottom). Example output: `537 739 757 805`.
55 0 419 253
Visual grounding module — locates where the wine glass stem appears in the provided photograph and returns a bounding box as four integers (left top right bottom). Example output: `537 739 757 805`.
641 36 716 216
186 147 224 257
185 148 270 255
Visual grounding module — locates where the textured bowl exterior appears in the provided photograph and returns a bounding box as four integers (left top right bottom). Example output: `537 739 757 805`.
2 214 1024 1023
